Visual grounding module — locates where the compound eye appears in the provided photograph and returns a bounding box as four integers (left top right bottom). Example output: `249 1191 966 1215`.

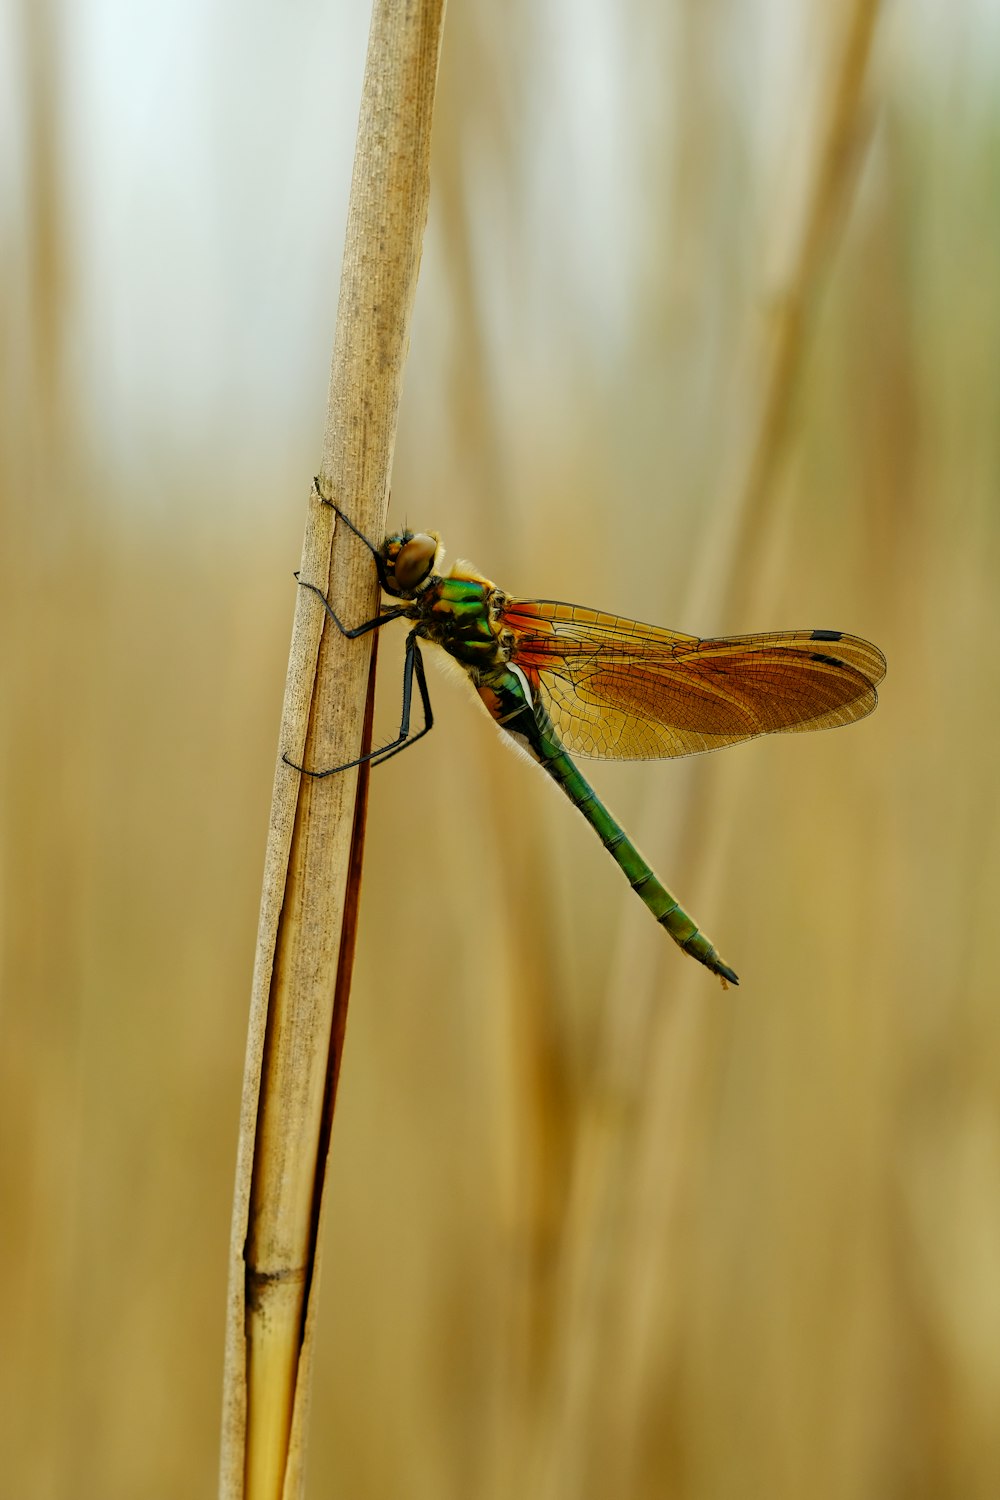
393 534 436 593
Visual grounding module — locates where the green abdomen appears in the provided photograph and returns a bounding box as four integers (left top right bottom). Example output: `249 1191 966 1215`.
476 666 739 986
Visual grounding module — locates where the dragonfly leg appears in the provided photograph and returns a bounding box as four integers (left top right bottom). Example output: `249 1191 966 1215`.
295 574 408 638
311 477 394 592
283 630 433 778
363 633 434 768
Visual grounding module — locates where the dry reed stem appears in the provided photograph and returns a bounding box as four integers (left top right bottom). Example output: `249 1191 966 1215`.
431 37 577 1473
663 0 884 977
709 0 883 623
604 1 886 1483
218 4 447 1498
626 0 885 1013
532 6 884 1495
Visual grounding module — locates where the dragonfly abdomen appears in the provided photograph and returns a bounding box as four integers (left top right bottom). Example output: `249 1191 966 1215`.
477 663 739 987
547 748 738 986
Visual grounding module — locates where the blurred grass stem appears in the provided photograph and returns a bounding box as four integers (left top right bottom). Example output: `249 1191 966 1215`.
532 6 885 1495
218 4 447 1498
710 0 883 620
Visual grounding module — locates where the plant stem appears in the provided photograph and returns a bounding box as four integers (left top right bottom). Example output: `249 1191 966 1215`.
219 5 447 1497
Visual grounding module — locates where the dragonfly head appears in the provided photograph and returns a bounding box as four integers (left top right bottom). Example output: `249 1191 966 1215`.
380 530 440 597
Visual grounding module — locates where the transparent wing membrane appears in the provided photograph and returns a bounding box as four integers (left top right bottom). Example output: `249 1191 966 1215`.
502 600 886 761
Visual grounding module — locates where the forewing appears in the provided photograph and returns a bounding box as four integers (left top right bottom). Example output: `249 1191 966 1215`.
503 599 886 760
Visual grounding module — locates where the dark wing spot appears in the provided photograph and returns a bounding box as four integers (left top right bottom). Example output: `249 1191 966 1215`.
810 629 843 642
811 652 845 667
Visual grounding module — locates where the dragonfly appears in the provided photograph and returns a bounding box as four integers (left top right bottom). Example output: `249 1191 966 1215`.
285 490 886 986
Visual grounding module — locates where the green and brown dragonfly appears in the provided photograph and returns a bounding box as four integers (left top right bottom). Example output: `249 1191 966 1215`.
286 493 886 986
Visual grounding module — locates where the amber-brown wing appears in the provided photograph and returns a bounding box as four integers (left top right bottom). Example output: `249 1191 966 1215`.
501 599 886 760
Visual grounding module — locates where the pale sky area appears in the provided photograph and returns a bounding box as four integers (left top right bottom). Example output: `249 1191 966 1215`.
5 0 998 481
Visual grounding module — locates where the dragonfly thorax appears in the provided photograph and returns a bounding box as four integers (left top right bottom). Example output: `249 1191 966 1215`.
408 567 512 681
378 534 512 679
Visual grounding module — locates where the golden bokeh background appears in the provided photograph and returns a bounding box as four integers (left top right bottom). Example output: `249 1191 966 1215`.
3 2 999 1497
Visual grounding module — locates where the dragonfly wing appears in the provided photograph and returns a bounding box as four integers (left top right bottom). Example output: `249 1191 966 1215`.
503 600 886 761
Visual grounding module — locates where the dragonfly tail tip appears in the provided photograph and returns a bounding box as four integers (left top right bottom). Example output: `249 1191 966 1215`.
716 961 740 987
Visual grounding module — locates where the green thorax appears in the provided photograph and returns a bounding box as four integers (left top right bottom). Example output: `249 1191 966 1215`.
406 569 511 681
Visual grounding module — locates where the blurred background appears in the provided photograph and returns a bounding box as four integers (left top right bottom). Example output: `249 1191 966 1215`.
3 0 999 1496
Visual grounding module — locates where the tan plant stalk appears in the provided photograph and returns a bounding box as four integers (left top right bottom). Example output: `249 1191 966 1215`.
530 5 884 1496
218 5 447 1498
712 0 884 624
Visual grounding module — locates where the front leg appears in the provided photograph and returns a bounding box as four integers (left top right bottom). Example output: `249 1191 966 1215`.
311 478 394 593
295 574 408 638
